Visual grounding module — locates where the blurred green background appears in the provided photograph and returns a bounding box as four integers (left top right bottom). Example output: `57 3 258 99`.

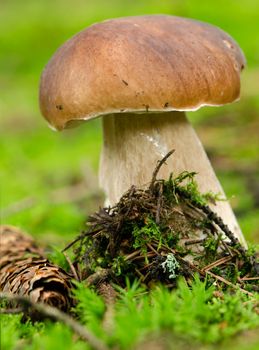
0 0 259 245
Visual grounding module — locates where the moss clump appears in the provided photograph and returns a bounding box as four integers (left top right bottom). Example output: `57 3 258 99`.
70 151 258 293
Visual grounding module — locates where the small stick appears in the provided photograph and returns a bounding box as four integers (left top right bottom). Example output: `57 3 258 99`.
98 283 116 334
62 236 83 252
202 256 233 272
85 269 111 286
241 277 259 281
75 262 82 281
0 293 108 350
1 197 36 218
221 240 234 257
131 252 156 262
205 271 253 297
135 268 145 280
139 261 155 271
178 187 247 256
124 250 141 261
63 252 80 281
184 239 205 246
155 182 164 224
147 243 159 255
150 150 175 189
1 183 100 219
0 307 23 314
142 270 151 283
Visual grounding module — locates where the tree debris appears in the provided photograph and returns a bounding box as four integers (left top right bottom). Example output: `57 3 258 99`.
69 151 258 293
0 225 73 313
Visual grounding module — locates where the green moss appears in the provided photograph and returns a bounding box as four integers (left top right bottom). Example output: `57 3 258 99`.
133 217 162 256
73 165 257 292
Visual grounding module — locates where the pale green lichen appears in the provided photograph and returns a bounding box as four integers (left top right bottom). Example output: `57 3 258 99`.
161 253 180 279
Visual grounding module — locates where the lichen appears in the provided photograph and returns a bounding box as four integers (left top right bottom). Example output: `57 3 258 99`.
161 253 180 279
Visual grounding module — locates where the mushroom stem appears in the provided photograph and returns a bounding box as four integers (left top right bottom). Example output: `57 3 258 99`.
99 111 246 246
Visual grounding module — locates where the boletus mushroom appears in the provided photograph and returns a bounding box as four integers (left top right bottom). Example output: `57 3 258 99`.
39 15 246 246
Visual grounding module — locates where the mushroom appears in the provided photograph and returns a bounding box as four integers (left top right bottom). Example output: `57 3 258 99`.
39 15 246 246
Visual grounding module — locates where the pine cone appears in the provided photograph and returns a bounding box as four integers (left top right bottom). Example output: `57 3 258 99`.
0 225 73 312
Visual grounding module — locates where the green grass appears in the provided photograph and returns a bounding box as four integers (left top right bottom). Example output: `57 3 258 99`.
0 0 258 349
0 119 102 242
1 278 259 350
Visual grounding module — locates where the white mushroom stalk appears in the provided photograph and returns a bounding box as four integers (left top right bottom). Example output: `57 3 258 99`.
100 111 246 246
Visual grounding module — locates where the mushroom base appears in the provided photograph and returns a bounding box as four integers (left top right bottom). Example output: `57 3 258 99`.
100 111 246 246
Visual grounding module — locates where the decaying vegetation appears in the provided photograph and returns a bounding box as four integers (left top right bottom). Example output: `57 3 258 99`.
70 151 258 294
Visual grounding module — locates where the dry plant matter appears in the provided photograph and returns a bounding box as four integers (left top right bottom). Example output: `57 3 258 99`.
70 151 258 293
0 225 73 313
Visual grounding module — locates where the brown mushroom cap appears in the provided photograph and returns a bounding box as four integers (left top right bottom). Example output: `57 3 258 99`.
39 15 245 130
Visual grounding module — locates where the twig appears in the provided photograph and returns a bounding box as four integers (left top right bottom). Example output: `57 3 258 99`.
177 186 247 256
1 182 102 219
184 239 205 246
0 293 108 350
155 182 164 224
205 271 254 297
147 243 159 255
202 256 233 272
62 235 84 253
135 268 145 280
98 283 116 334
124 250 141 261
0 307 23 314
85 268 111 286
241 277 259 281
130 252 156 262
1 197 36 219
139 261 155 271
221 240 234 257
142 270 151 283
63 252 80 281
150 150 175 189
